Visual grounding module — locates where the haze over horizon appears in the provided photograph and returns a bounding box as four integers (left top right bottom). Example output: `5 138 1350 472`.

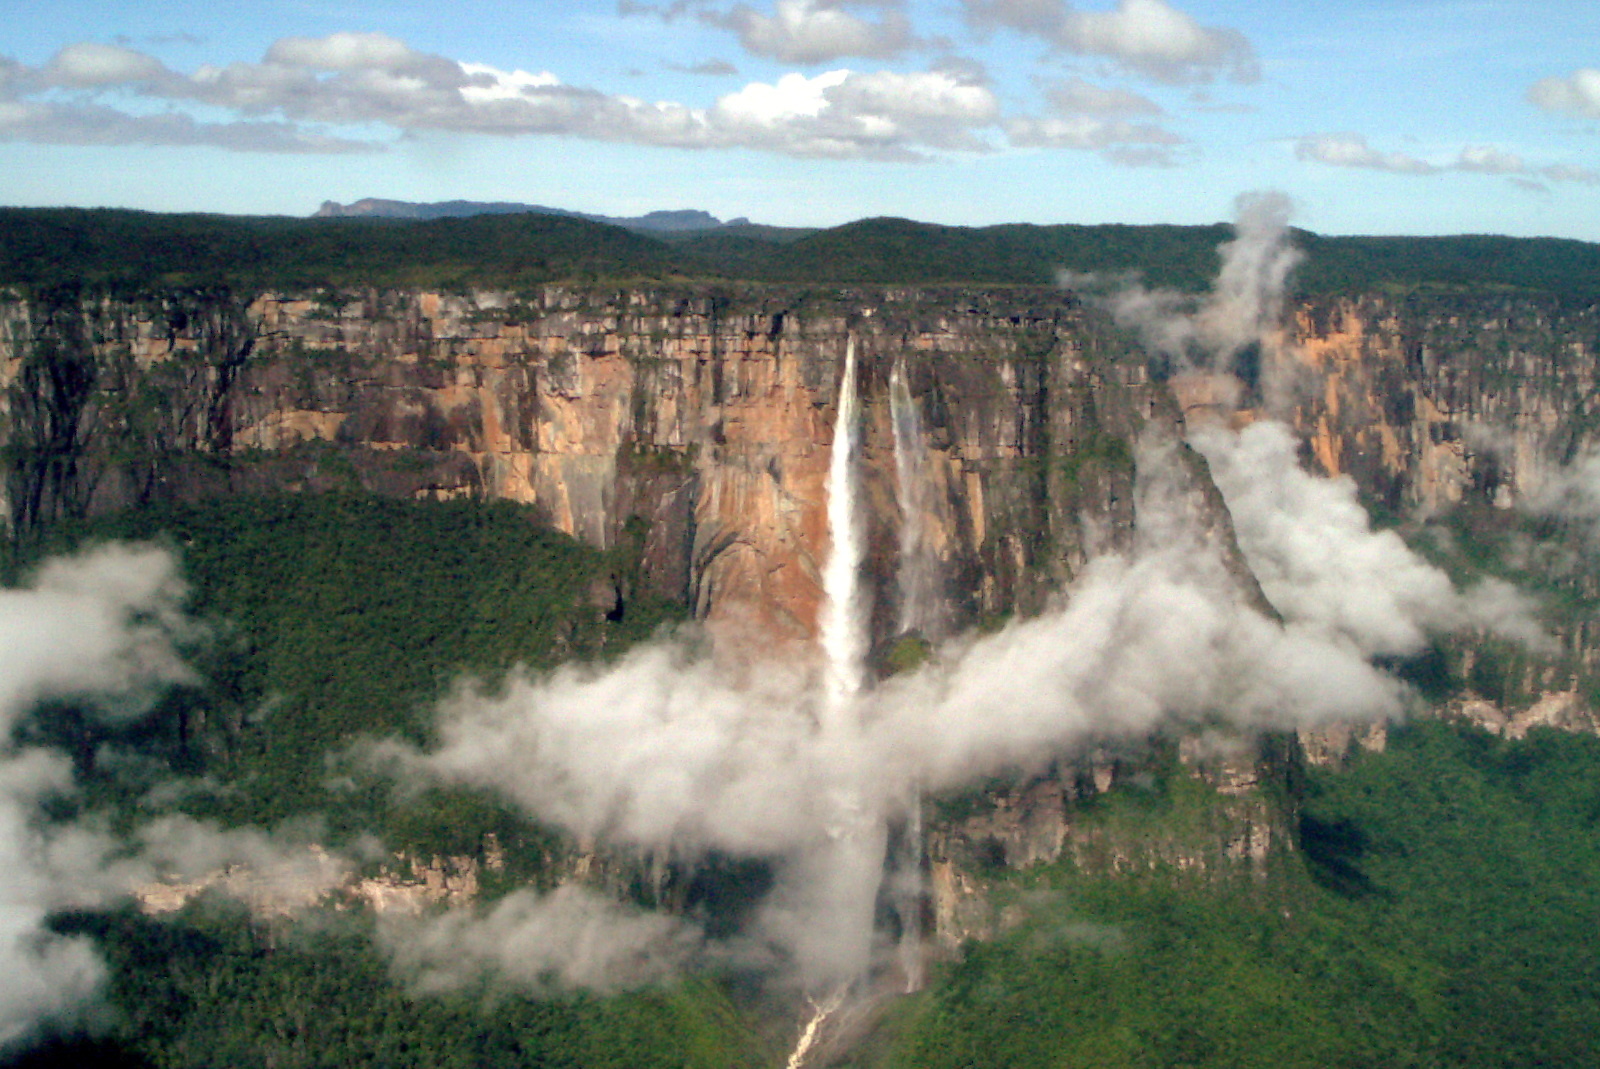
0 1 1596 241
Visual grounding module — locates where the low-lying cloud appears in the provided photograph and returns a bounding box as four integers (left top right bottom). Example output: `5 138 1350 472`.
381 885 703 995
0 545 191 1047
378 414 1545 990
1065 189 1300 391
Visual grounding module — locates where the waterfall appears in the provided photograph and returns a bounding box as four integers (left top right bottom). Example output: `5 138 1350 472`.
889 355 935 636
785 334 881 1069
888 354 929 992
820 333 867 725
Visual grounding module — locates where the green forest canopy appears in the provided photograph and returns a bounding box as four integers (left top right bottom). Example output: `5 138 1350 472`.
3 206 1599 298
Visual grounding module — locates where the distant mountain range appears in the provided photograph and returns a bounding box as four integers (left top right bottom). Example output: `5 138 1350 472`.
313 197 750 233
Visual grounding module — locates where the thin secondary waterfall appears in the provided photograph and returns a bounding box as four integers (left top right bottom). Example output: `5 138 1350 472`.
820 333 867 724
888 354 929 993
889 355 935 637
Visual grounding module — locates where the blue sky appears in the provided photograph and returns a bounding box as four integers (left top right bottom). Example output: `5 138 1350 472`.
0 0 1596 238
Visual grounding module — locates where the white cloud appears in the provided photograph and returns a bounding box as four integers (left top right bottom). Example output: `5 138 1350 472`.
716 68 847 123
0 99 377 154
263 31 444 75
1008 75 1179 164
1455 143 1524 175
708 67 999 157
42 42 168 87
964 0 1257 85
1006 114 1182 164
712 0 916 63
1 35 1001 160
458 63 561 104
1295 132 1598 188
0 545 193 1048
1045 76 1163 116
1528 68 1600 119
1294 132 1436 175
1540 163 1600 185
1193 421 1549 657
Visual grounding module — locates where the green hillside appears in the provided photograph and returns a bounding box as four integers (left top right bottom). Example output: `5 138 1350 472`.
5 207 1600 298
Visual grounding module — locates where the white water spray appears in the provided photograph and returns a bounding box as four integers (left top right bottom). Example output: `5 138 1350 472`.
786 333 883 1066
820 334 868 724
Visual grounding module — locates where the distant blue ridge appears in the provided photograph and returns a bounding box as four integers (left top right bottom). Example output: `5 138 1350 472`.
313 197 750 232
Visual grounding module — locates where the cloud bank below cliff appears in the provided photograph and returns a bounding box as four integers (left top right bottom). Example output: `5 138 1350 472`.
0 545 192 1048
374 193 1548 994
0 546 371 1049
379 415 1546 991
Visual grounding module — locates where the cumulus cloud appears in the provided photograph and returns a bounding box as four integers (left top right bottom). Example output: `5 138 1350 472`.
1 33 1001 160
0 545 192 1049
679 58 740 76
0 99 376 154
1294 132 1435 175
1295 132 1598 187
1455 143 1524 175
964 0 1257 84
42 42 168 87
1538 163 1600 185
1528 68 1600 119
1005 74 1180 164
1006 113 1182 163
709 0 917 63
263 31 451 76
1045 75 1162 116
710 66 999 157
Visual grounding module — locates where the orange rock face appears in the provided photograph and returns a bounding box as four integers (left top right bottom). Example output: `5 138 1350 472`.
3 286 1146 647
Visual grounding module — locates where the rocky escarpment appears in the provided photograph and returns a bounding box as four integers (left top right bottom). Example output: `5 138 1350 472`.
9 281 1600 953
0 284 1156 644
1275 294 1600 514
1272 294 1600 729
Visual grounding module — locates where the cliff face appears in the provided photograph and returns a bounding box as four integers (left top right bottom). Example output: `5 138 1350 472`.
0 285 1156 642
1275 294 1600 513
1272 294 1600 726
14 288 1594 631
9 282 1600 952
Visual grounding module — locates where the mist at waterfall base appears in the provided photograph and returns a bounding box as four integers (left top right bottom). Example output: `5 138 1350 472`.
375 194 1545 997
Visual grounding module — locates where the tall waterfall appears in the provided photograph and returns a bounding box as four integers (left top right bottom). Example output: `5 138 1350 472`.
785 334 883 1068
820 333 868 724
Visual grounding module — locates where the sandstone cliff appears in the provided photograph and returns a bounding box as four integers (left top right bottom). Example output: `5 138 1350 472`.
0 284 1156 643
8 282 1600 951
